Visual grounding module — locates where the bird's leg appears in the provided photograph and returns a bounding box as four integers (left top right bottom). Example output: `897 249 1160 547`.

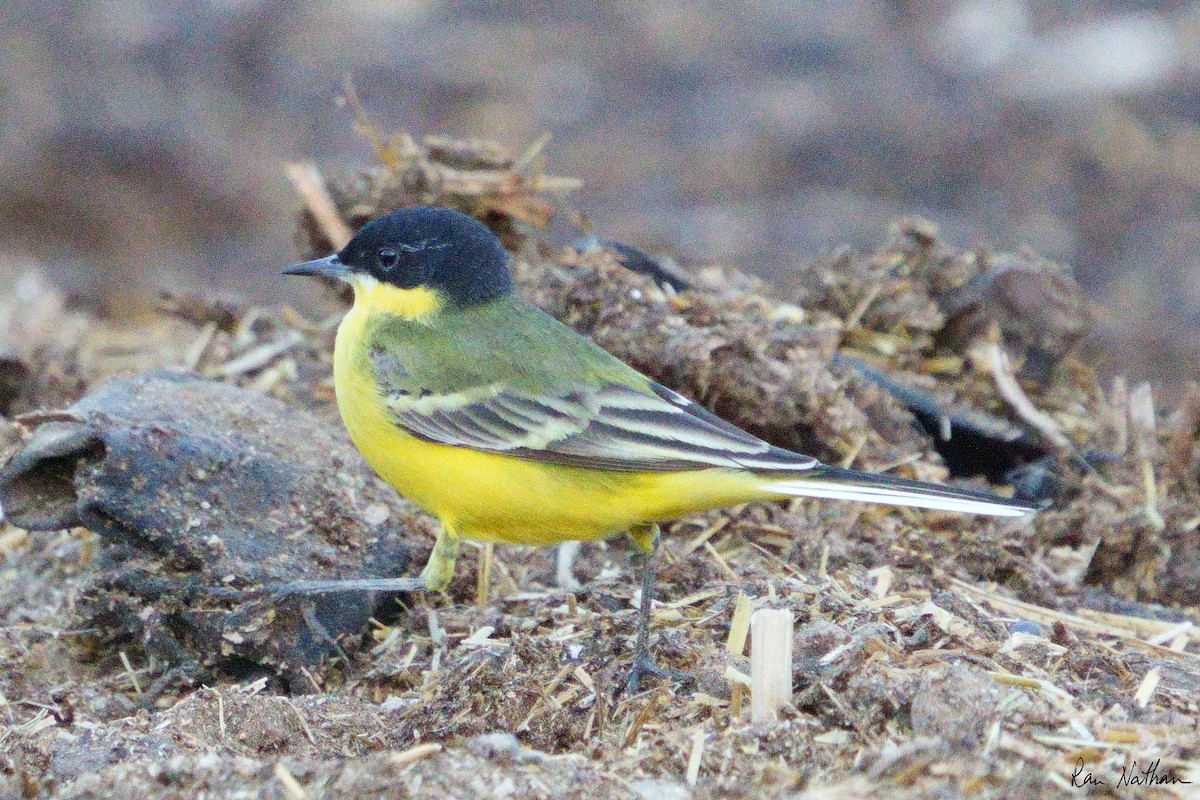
418 525 461 592
624 522 684 692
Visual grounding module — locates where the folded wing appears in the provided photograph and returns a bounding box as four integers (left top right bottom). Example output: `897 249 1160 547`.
373 348 817 473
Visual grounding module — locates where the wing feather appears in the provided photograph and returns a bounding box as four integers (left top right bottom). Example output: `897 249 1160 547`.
372 348 816 473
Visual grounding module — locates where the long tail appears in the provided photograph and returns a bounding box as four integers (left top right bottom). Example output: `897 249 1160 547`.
762 466 1035 517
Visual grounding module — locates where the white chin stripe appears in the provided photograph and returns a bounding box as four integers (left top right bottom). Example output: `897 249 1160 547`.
351 274 380 290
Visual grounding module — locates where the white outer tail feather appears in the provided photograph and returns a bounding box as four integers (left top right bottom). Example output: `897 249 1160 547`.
765 477 1033 517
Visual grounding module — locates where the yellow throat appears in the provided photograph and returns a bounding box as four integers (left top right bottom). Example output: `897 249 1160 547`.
349 274 445 322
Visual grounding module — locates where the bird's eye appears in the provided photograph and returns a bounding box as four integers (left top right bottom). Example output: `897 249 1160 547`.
377 247 400 271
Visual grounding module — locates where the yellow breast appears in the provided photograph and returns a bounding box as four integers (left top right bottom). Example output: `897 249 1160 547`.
332 299 764 546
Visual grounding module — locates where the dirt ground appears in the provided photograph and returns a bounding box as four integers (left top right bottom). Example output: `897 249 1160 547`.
1 136 1197 799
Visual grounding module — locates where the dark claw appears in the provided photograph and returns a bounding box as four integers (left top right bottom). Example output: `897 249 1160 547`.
623 650 688 693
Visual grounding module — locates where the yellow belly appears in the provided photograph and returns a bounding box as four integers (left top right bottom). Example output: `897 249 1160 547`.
333 308 764 546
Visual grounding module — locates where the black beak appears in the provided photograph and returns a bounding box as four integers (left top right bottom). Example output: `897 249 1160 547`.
282 254 347 279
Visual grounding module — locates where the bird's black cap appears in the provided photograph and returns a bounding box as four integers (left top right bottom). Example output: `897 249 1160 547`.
285 206 514 307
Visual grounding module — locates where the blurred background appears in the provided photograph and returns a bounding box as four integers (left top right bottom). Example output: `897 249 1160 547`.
2 0 1199 389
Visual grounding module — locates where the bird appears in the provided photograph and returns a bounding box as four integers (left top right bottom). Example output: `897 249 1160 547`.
283 205 1037 689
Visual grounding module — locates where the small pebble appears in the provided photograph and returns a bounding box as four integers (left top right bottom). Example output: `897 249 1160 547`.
1009 619 1044 636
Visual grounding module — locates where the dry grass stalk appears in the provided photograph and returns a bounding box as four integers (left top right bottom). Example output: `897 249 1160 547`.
685 728 706 786
977 341 1070 448
339 76 421 171
621 690 662 748
386 742 444 768
476 542 494 608
1134 667 1162 708
285 161 353 249
1108 375 1130 455
726 592 753 656
1129 382 1165 530
118 650 142 695
272 762 308 800
952 578 1199 659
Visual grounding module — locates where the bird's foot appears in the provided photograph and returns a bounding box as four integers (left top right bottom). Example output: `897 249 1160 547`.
419 527 460 592
623 651 687 694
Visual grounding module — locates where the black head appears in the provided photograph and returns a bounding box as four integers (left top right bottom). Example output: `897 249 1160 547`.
284 206 514 307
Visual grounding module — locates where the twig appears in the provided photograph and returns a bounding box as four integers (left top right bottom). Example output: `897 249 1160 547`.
339 75 417 171
13 410 84 428
686 728 706 786
1108 376 1129 456
118 651 142 695
202 686 227 739
513 132 553 172
273 762 307 800
843 283 881 330
702 540 739 582
978 342 1070 448
387 742 443 769
285 161 354 249
215 332 303 378
182 321 218 371
283 697 317 745
952 578 1200 660
726 592 753 656
1133 666 1161 708
1129 382 1165 530
621 689 662 748
477 542 493 609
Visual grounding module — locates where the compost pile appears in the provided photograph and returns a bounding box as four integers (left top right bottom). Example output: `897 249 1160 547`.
0 133 1196 799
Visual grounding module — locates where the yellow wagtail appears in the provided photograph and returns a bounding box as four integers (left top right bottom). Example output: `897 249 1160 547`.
284 206 1036 688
